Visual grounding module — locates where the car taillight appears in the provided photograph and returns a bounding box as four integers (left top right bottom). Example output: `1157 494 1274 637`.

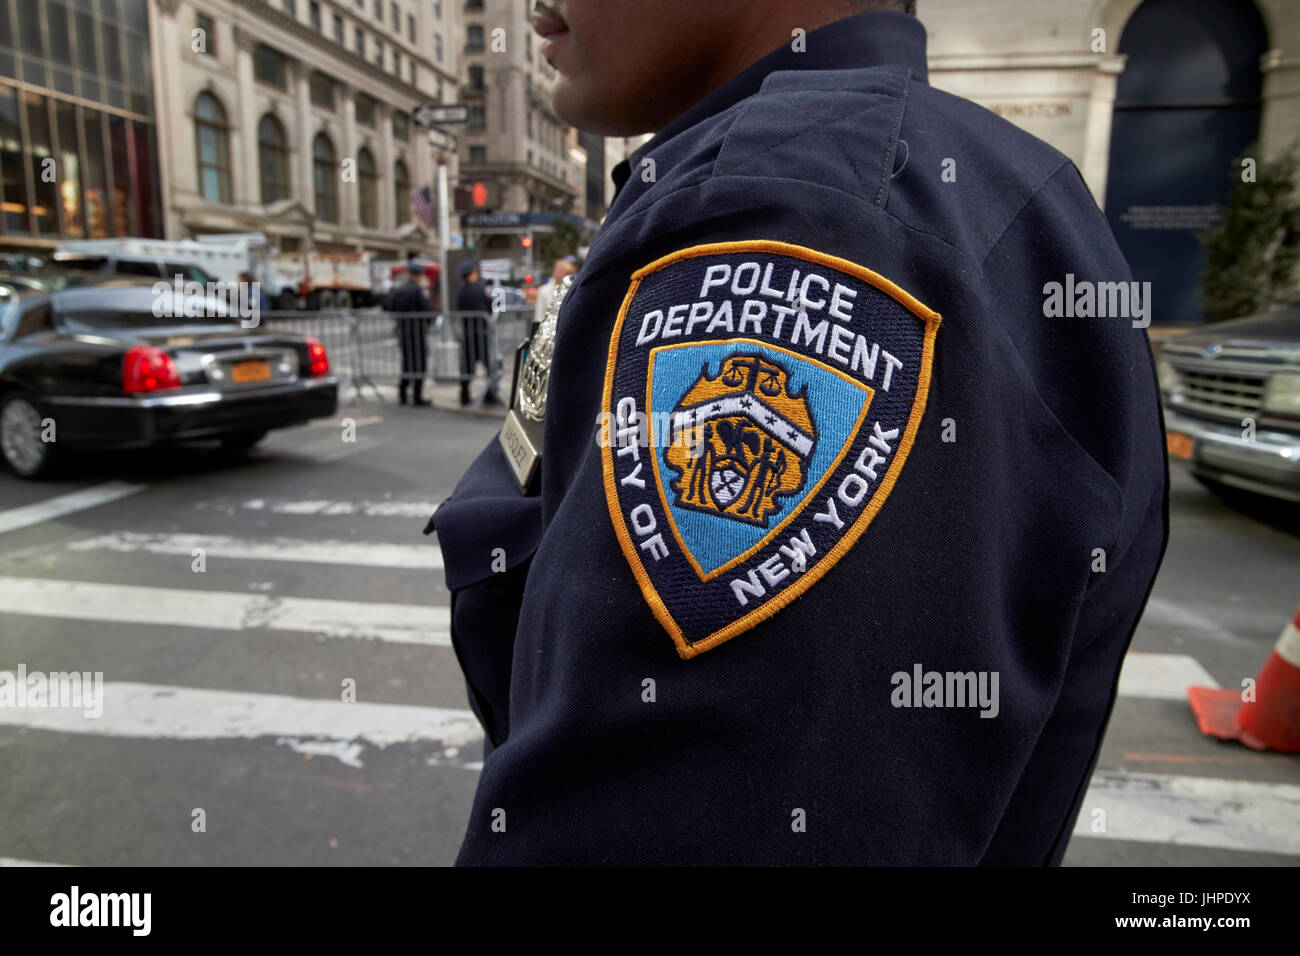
305 336 330 377
122 345 182 394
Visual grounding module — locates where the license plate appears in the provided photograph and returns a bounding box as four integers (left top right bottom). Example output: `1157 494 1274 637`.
1166 431 1194 460
230 360 271 384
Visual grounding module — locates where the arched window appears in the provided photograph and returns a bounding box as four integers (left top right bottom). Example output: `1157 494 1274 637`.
357 147 377 228
258 114 290 205
194 92 231 204
313 133 337 222
393 159 410 226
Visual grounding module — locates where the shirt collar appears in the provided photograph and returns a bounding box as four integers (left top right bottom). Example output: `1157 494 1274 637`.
611 10 927 196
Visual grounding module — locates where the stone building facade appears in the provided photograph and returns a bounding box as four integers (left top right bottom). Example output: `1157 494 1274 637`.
151 0 462 258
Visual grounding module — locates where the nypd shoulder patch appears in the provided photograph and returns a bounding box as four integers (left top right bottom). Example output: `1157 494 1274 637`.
600 240 940 660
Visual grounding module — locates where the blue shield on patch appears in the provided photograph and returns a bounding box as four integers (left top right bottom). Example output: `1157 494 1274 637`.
647 341 872 580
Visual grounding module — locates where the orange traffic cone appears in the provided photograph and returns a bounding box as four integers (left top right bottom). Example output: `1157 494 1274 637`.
1187 604 1300 753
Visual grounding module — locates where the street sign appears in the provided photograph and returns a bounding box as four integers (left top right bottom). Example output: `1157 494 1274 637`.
413 103 470 128
426 127 457 152
479 258 512 283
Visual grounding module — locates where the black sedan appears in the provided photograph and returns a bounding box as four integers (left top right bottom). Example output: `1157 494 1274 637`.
0 273 338 478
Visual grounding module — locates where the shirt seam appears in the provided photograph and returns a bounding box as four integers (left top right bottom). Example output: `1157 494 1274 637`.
977 158 1075 266
873 68 911 207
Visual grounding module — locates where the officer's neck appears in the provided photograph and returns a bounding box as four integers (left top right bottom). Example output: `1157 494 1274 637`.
651 4 854 134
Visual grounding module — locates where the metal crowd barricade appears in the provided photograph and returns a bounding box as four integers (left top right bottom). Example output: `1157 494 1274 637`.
258 306 539 405
493 306 536 363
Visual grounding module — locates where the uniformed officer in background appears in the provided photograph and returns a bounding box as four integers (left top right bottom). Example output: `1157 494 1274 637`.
426 0 1169 864
389 261 432 407
455 261 504 408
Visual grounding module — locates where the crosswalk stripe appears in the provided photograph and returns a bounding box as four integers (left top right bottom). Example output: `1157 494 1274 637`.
234 498 437 518
307 415 383 428
0 681 483 748
1117 651 1220 699
0 572 1222 696
68 531 443 570
0 857 68 866
1073 770 1300 855
0 482 146 535
0 577 449 646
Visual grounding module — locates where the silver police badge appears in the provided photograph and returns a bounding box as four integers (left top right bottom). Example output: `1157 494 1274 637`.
499 274 573 492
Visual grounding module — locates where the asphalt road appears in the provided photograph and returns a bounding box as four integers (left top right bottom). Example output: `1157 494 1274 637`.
0 404 1296 866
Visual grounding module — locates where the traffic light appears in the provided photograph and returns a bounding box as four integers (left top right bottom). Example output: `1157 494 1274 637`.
455 180 498 210
521 236 533 248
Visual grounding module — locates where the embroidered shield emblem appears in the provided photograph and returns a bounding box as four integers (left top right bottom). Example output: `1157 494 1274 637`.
664 351 816 526
601 241 940 659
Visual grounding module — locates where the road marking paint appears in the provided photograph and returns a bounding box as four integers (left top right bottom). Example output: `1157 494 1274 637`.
1118 651 1220 700
234 498 437 518
0 857 69 866
69 531 443 570
0 681 483 751
308 415 383 428
0 577 449 645
278 738 367 768
1141 596 1253 647
0 482 145 535
1073 770 1300 856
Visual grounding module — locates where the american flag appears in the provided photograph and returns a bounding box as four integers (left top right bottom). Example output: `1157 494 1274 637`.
411 186 436 230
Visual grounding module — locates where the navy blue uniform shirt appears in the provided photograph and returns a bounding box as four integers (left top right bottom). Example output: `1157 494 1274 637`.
427 9 1168 865
456 278 491 315
388 279 431 314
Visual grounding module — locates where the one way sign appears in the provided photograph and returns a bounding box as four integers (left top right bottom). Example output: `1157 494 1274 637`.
413 103 470 128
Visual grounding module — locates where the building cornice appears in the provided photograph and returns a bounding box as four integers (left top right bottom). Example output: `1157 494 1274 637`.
929 53 1127 73
231 23 259 53
1261 49 1300 72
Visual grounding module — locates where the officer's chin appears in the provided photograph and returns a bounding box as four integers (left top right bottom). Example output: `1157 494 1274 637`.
550 78 604 134
551 77 656 138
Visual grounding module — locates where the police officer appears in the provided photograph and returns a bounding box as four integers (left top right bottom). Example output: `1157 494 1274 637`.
427 1 1168 865
389 261 432 406
455 261 504 407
